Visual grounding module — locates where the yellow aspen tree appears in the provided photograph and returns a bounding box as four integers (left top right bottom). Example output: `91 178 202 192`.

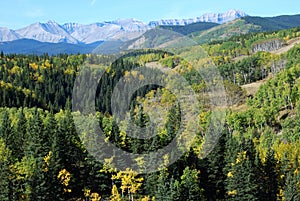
112 168 144 201
110 184 121 201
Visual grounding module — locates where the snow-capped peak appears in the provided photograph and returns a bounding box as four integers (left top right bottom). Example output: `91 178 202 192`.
0 27 21 42
0 9 248 44
149 9 248 27
15 21 79 44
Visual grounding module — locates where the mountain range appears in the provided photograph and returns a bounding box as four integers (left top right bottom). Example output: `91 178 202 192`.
148 9 247 26
1 10 300 55
0 10 246 44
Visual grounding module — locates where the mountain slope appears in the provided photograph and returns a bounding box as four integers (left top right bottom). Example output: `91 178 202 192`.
192 14 300 44
243 15 300 31
0 28 20 41
63 19 149 44
16 21 79 44
159 22 219 35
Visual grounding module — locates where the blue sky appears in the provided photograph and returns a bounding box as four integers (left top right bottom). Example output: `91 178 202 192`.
1 0 299 29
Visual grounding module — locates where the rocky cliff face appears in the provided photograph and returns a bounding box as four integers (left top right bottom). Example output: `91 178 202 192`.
148 9 248 27
252 39 284 53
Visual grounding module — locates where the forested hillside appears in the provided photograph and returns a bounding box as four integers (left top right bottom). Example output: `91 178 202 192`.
0 26 300 201
190 15 300 44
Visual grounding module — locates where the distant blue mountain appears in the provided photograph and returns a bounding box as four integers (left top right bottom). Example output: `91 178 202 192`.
0 39 103 55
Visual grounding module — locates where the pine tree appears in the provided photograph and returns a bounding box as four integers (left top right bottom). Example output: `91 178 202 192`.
24 109 44 157
13 109 27 160
0 110 12 151
46 111 65 200
155 168 170 201
225 146 260 201
262 149 279 200
205 129 227 200
163 104 180 146
284 171 300 201
0 138 11 201
24 109 48 200
179 166 204 201
58 109 87 199
143 172 158 197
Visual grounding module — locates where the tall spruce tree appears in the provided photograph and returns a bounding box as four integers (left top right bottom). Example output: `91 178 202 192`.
13 109 27 161
179 166 204 201
0 138 11 201
205 129 227 201
25 109 48 200
225 140 261 201
0 110 12 152
262 149 279 200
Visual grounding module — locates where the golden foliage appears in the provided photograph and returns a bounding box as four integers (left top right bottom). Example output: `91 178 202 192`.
43 151 52 172
110 185 121 201
112 168 144 195
57 169 72 193
141 196 151 201
90 192 101 201
228 190 237 196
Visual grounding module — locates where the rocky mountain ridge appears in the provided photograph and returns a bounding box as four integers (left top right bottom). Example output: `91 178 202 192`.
0 10 247 44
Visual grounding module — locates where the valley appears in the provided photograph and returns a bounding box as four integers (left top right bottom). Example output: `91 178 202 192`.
0 8 300 201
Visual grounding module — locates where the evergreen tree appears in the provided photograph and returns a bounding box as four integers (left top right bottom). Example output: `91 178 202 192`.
0 110 12 152
163 104 180 145
179 166 204 201
47 113 67 201
0 138 11 201
46 111 65 200
143 172 158 197
225 147 260 201
284 171 300 201
13 109 27 160
58 109 87 199
205 129 227 200
155 168 171 201
24 109 48 200
262 149 279 200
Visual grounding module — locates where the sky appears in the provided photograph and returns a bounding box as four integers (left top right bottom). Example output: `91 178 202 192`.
1 0 299 29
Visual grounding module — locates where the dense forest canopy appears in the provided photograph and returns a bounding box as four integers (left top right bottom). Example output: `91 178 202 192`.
0 26 300 200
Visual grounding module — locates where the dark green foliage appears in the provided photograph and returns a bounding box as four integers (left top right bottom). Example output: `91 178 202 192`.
179 167 204 201
0 53 84 111
0 139 11 201
225 140 261 201
0 110 13 153
24 109 49 200
0 39 102 55
155 169 172 201
261 149 279 201
204 129 228 200
13 109 27 160
159 22 218 35
243 15 300 31
163 104 181 146
284 171 300 200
